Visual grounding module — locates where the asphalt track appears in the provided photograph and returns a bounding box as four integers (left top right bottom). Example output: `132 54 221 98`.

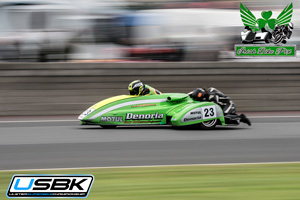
1 116 300 170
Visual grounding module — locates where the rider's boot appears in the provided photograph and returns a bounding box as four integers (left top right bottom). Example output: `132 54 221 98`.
239 114 251 126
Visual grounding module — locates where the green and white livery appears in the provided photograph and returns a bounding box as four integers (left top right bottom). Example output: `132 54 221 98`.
240 3 293 32
79 93 245 129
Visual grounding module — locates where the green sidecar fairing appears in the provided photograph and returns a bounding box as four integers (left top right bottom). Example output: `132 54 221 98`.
78 93 227 129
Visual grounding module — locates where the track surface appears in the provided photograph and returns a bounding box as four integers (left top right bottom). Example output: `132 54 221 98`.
1 117 300 170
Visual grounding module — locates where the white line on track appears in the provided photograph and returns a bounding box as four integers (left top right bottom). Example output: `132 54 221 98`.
1 161 300 172
0 115 300 123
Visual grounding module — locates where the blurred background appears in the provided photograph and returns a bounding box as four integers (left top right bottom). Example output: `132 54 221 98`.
1 3 300 198
0 0 300 117
0 0 299 62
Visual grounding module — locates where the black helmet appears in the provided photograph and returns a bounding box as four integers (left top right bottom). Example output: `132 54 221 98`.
128 80 144 95
190 88 206 101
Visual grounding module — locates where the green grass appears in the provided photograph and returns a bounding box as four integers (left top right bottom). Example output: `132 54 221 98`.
1 163 300 200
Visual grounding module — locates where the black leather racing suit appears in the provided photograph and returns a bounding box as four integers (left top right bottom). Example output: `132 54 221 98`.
189 87 251 126
206 87 236 115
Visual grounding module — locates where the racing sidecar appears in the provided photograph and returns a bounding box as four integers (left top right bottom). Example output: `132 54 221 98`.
241 27 272 44
78 93 248 129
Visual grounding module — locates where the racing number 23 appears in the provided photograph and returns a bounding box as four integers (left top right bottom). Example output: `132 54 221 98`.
202 106 216 119
204 108 214 117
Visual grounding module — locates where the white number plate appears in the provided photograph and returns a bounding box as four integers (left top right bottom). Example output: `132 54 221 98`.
201 105 216 119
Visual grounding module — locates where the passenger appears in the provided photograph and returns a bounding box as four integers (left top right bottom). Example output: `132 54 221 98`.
189 87 251 126
128 80 162 96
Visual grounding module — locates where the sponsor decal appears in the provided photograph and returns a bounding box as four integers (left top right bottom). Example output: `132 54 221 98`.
125 120 162 124
78 108 95 120
181 108 202 123
101 116 123 122
184 116 202 122
6 175 94 198
125 113 163 120
236 3 296 57
181 106 217 123
190 111 201 115
131 104 156 108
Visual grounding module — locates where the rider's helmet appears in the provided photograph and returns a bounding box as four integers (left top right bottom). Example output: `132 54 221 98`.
128 80 144 95
190 88 206 101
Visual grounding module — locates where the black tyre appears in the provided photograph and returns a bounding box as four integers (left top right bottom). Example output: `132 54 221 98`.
265 37 270 43
199 119 217 130
264 32 272 44
100 125 117 129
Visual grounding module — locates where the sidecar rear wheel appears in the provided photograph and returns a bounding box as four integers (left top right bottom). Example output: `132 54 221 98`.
199 119 217 130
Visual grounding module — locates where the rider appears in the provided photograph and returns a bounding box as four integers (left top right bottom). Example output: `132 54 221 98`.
189 87 251 126
128 80 162 96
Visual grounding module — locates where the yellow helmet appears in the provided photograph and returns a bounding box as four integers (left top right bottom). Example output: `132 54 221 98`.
128 80 144 95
